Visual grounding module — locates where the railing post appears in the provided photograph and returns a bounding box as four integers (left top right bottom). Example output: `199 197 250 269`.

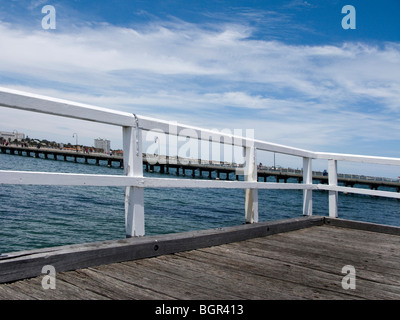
328 159 338 218
123 120 144 237
302 157 312 216
244 145 258 223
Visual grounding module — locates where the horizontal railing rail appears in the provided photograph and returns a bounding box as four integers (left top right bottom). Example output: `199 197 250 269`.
1 87 400 237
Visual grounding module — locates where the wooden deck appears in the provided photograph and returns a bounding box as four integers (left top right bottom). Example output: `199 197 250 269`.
1 216 400 300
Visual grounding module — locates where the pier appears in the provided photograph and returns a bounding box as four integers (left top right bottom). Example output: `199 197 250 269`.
1 145 400 192
1 216 400 300
2 87 400 301
0 145 125 168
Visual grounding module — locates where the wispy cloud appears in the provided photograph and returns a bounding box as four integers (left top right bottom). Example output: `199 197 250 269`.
0 14 399 156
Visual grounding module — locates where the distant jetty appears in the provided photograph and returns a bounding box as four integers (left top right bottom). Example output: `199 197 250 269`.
1 144 400 192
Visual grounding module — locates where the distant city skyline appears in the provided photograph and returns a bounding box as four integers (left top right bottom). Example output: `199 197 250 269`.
0 130 25 141
94 138 111 154
0 129 116 152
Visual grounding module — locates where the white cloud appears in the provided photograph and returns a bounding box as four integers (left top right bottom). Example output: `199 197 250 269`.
0 19 400 157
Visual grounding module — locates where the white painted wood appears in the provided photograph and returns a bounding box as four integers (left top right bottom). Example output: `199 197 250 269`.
3 87 400 228
0 88 314 155
328 159 338 218
244 145 258 223
123 126 144 237
139 116 254 149
302 157 313 216
4 167 400 200
139 115 315 157
2 87 400 165
254 140 314 159
315 152 400 166
0 170 316 190
0 87 134 127
317 184 400 199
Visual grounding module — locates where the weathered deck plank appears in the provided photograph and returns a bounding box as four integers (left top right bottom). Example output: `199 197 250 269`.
0 216 323 284
266 227 400 273
1 217 400 300
233 237 400 287
221 227 400 299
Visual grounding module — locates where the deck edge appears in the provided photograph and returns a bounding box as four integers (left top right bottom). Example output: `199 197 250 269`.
323 217 400 236
0 216 323 284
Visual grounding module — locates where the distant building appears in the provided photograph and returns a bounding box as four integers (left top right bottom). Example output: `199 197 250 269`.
94 138 111 153
0 131 25 141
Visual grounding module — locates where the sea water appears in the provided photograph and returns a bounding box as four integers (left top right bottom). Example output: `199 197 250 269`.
0 152 399 253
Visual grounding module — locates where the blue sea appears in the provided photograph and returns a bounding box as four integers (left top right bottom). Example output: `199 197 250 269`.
1 152 400 253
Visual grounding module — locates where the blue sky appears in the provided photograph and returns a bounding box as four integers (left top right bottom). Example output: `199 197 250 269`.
1 0 400 175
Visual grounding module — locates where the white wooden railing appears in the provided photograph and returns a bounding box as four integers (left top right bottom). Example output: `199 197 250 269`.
1 87 400 237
